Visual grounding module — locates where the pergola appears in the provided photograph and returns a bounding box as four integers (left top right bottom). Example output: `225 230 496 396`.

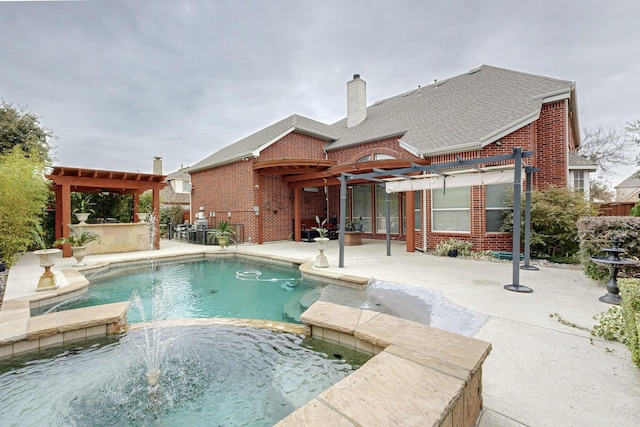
334 147 537 292
46 166 167 256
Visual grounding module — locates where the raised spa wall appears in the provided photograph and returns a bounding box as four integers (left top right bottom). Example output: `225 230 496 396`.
277 300 491 427
0 253 491 427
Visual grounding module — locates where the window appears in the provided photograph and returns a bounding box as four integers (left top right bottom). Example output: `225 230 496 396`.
351 186 372 232
374 153 396 160
376 185 399 234
432 187 469 232
486 183 512 233
356 155 372 163
573 171 585 193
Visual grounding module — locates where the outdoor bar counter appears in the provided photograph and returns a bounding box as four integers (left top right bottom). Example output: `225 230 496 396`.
81 223 150 255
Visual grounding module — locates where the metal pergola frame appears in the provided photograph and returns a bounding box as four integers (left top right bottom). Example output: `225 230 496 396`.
337 147 537 292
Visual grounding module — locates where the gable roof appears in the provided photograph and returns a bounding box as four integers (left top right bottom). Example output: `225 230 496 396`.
326 65 575 155
189 114 336 172
190 65 577 172
568 152 597 171
615 172 640 189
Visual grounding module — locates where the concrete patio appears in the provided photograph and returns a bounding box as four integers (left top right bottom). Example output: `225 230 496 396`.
2 238 639 426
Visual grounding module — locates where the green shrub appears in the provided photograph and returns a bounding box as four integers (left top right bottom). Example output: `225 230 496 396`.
619 279 640 369
433 238 473 257
161 206 184 227
502 186 597 259
577 217 640 281
592 306 627 343
630 201 640 217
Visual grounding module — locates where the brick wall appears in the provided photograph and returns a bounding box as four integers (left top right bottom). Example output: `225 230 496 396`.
191 131 329 243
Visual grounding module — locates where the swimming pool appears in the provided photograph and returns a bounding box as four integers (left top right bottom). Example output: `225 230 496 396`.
37 258 324 323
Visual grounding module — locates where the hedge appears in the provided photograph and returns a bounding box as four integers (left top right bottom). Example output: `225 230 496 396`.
619 279 640 369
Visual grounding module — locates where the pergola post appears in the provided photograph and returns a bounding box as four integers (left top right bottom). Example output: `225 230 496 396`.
521 167 540 271
385 183 391 256
504 147 533 293
338 175 347 268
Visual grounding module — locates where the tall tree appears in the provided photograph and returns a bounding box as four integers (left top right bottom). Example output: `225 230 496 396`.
579 126 638 177
0 102 53 164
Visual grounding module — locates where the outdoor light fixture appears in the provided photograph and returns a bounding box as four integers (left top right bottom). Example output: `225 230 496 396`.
227 211 231 218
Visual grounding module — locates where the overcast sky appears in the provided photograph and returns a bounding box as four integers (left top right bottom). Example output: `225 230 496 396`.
1 0 639 186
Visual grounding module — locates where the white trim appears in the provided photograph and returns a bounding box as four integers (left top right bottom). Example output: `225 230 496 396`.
398 139 421 157
252 127 296 157
479 111 540 146
539 89 572 104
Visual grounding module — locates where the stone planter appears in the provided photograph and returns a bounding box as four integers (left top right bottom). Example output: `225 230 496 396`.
74 212 91 225
33 248 61 291
71 245 88 267
137 213 149 222
314 237 329 268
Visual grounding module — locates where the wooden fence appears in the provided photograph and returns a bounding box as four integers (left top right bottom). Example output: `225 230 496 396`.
598 202 636 216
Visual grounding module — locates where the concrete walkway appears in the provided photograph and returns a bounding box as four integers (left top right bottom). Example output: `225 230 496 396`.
4 239 640 427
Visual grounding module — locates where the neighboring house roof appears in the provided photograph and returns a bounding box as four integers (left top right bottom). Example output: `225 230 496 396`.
165 168 190 181
189 114 336 172
190 65 577 172
568 152 597 171
161 167 191 205
615 172 640 189
160 186 189 205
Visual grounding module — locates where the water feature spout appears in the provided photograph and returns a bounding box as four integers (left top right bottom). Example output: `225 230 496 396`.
145 368 161 387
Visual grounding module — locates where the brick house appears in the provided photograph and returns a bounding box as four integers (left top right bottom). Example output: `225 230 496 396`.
188 65 587 252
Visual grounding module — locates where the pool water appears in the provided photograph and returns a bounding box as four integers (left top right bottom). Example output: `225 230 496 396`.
39 259 323 323
0 326 369 427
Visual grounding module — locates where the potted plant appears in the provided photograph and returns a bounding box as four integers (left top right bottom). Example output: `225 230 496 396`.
54 225 99 266
73 194 95 225
312 215 329 268
352 216 363 232
207 220 238 249
137 191 152 222
30 222 61 291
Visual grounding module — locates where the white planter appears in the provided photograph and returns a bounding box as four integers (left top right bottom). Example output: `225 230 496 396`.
74 212 91 225
34 248 61 268
71 245 88 266
314 237 329 268
137 213 149 222
33 248 61 291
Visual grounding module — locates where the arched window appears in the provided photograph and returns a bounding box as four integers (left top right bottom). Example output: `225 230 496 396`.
374 153 396 160
356 155 372 163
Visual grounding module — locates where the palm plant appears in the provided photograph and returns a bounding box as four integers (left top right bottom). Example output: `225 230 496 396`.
207 220 238 248
54 225 99 247
73 194 95 214
30 222 48 250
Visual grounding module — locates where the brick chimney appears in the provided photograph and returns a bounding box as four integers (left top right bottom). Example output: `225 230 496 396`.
153 156 162 175
347 74 367 128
